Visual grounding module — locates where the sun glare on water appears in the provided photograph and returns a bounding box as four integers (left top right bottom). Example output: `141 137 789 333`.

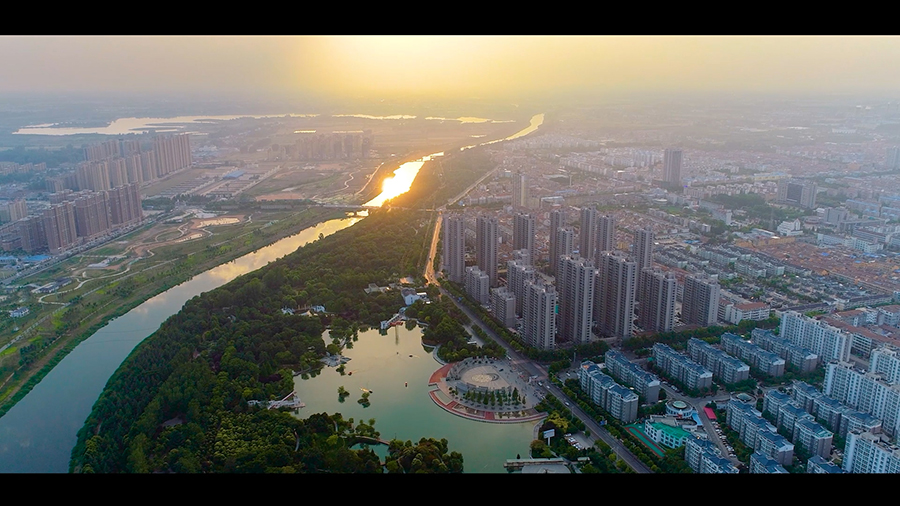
364 153 443 207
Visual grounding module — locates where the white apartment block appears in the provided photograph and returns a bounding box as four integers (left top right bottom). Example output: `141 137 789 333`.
781 311 852 364
825 361 900 437
843 429 900 473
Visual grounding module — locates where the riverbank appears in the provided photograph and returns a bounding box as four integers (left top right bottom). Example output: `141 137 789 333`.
0 207 345 419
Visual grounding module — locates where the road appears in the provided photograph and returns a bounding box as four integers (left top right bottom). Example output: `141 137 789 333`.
421 178 651 472
424 210 442 286
428 273 651 473
416 112 650 472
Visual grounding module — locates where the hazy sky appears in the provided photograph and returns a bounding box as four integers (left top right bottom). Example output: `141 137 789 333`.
2 36 899 100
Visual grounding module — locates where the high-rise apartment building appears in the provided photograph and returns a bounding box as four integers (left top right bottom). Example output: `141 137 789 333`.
638 268 676 333
490 287 517 329
633 228 654 275
548 209 566 275
682 275 720 327
442 214 465 284
511 172 528 208
0 199 27 223
579 206 597 262
476 215 498 287
465 266 491 305
551 227 574 278
42 202 77 254
596 215 615 258
664 148 683 186
153 134 192 179
73 191 111 239
523 280 556 350
108 184 142 227
870 346 900 384
16 216 46 253
508 258 535 316
557 255 595 344
777 179 818 209
887 147 900 170
595 251 636 340
513 213 535 260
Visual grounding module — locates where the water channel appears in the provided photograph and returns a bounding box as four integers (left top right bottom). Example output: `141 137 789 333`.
0 112 544 473
0 217 361 472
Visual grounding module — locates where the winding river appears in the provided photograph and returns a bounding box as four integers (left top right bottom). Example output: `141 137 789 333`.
0 113 544 473
0 218 361 472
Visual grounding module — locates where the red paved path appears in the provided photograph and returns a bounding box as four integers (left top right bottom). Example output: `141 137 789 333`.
429 363 452 385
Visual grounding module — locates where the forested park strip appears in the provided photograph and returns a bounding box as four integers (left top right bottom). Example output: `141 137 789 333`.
69 209 469 473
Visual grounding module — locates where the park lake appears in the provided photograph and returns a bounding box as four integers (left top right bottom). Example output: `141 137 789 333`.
296 324 534 472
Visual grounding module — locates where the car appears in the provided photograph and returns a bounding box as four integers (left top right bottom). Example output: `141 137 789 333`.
565 401 571 406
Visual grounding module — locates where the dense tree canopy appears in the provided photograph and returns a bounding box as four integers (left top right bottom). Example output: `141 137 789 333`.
69 209 463 473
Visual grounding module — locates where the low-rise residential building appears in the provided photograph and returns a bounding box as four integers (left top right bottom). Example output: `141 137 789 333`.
791 380 823 413
578 361 639 423
752 328 819 373
8 307 28 318
755 429 795 466
721 333 785 377
807 455 844 474
722 302 771 325
878 305 900 327
813 395 845 432
652 343 713 392
684 436 740 474
794 417 834 459
839 409 883 440
727 399 794 465
750 451 788 473
763 389 792 419
777 402 812 441
643 415 697 449
490 287 516 329
604 350 661 403
687 337 750 385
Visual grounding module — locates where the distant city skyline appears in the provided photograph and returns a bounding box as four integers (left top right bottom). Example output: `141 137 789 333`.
3 36 900 101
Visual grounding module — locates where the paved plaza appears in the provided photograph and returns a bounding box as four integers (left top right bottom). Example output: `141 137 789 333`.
428 358 546 424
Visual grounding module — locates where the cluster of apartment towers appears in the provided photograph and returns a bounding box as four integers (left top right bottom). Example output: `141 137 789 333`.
0 134 191 254
441 204 720 350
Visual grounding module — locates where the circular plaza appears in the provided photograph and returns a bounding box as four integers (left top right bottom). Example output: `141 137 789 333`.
428 357 546 423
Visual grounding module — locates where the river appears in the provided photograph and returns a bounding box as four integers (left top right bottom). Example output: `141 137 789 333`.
364 113 545 208
0 112 544 473
0 217 361 472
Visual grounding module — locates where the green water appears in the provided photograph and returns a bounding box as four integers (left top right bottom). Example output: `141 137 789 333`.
294 325 536 473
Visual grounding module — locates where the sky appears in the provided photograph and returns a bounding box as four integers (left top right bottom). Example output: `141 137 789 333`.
2 36 899 101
